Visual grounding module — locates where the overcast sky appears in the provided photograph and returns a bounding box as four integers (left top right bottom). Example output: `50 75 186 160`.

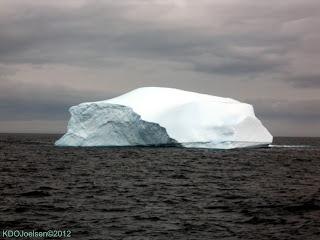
0 0 320 136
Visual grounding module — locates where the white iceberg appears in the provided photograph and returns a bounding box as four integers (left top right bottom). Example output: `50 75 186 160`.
55 87 273 149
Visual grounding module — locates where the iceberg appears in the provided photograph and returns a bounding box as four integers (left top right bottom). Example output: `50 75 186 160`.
55 87 273 149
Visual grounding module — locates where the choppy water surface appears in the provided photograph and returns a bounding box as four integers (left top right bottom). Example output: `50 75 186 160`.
0 134 320 240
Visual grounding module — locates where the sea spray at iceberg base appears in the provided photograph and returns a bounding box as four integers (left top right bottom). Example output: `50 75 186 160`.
55 87 273 149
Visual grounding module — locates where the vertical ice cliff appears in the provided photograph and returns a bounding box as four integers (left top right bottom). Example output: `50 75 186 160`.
56 87 273 149
55 103 177 147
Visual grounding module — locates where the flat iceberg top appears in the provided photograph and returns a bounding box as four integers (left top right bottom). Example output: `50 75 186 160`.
85 87 241 119
57 87 273 149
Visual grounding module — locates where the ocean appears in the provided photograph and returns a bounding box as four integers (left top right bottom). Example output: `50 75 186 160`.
0 134 319 240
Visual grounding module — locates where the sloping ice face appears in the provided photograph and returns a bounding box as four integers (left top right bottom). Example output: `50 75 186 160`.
55 87 273 149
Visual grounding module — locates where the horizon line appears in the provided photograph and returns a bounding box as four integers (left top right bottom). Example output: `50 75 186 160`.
0 132 319 138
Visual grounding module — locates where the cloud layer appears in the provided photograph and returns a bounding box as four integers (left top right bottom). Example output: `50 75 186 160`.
0 0 319 136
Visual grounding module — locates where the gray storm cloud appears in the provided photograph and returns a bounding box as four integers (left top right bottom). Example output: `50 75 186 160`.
0 0 319 135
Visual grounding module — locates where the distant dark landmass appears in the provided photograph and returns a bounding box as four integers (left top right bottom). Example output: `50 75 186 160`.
0 134 320 240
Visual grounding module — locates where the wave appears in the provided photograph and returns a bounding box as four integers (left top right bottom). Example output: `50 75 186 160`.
268 144 311 148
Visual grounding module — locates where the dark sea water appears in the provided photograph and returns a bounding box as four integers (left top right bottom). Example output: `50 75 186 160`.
0 134 320 240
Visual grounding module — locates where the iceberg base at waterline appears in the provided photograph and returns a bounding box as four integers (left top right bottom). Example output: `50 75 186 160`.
55 87 273 149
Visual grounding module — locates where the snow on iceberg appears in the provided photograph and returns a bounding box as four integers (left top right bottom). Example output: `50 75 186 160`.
55 87 273 149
